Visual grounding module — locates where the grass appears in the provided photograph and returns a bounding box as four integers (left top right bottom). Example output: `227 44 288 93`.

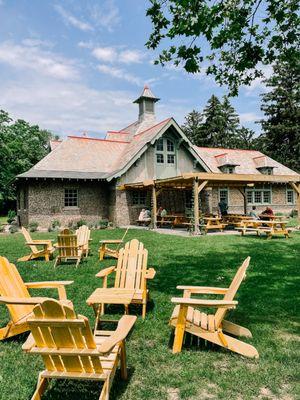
0 229 299 400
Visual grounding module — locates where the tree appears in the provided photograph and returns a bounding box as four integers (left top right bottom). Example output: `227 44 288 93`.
259 61 300 171
181 109 204 144
182 95 257 149
0 110 54 211
146 0 300 94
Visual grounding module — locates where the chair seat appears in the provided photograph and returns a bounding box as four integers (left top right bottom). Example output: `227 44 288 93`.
171 305 217 331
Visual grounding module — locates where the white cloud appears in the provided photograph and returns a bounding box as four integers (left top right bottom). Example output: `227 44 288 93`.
22 38 54 48
91 46 145 65
92 47 117 62
119 49 145 64
0 75 138 135
243 65 273 94
240 112 260 123
97 64 142 86
0 41 79 80
89 0 120 32
54 4 93 32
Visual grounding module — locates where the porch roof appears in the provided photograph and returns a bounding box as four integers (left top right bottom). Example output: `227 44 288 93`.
119 172 300 190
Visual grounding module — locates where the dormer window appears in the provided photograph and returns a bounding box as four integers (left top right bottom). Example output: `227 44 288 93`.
259 167 274 175
220 165 236 174
155 137 176 165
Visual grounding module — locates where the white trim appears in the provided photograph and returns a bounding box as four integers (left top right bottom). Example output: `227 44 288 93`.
218 187 229 206
286 187 296 205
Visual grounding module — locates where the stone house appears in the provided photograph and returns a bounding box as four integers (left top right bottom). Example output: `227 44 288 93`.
17 86 299 228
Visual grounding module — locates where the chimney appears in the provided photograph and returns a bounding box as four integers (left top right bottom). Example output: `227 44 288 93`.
133 85 160 124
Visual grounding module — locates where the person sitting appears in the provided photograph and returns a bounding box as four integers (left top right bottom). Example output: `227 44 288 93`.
138 209 146 222
138 209 151 226
248 206 258 219
144 209 151 221
260 206 274 220
157 207 163 217
160 208 167 218
218 199 228 216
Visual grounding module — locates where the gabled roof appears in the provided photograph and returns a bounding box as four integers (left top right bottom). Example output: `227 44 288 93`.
194 147 298 175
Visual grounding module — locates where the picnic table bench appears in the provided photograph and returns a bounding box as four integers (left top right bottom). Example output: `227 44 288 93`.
237 219 290 238
203 217 227 232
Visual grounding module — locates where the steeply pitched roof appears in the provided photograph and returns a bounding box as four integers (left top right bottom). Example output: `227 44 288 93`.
193 147 298 175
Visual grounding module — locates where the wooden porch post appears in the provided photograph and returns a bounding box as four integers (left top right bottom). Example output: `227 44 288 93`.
193 179 208 235
193 178 200 234
290 182 300 224
238 187 247 215
152 185 157 229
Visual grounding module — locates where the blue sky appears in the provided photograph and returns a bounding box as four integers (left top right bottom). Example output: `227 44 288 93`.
0 0 268 137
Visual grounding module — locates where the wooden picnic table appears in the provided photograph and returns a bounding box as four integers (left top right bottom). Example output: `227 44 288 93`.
98 239 123 260
203 216 227 232
86 287 135 332
257 220 290 238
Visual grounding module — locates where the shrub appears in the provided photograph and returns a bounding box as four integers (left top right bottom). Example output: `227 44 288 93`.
7 210 16 224
98 219 109 229
28 221 39 232
0 225 5 233
49 220 61 232
76 219 87 228
290 209 298 217
9 225 18 234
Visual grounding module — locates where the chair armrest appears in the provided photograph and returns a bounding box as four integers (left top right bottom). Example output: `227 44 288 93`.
95 266 116 278
26 241 52 246
145 268 156 279
25 281 73 288
25 281 73 300
176 286 228 294
0 296 50 305
97 315 137 354
171 297 237 309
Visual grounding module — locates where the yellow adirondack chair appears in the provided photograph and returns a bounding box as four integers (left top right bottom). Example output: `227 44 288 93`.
170 257 259 358
0 256 73 341
23 299 137 400
96 239 156 319
54 228 83 268
76 225 92 257
18 227 55 262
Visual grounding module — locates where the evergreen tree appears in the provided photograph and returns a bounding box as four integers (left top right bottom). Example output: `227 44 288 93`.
198 95 224 147
218 96 240 147
235 127 256 150
259 61 300 172
181 110 203 145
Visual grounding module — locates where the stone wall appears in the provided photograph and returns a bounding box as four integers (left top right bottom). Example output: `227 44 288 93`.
211 184 296 215
18 180 110 228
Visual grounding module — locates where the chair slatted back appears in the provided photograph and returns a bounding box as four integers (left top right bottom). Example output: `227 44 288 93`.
0 256 33 322
57 229 79 257
76 225 89 247
114 239 148 290
21 227 38 254
28 300 103 374
214 257 250 328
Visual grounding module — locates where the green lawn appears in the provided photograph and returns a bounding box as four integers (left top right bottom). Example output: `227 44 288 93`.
0 229 299 400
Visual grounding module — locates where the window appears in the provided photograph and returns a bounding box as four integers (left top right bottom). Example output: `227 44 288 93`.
185 191 193 209
246 187 272 204
167 154 175 164
132 191 146 205
219 188 229 204
221 166 235 174
156 138 163 151
259 167 274 175
155 137 176 166
156 153 164 164
64 188 78 207
167 139 174 152
286 189 295 204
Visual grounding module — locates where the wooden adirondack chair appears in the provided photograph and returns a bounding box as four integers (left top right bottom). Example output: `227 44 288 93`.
18 227 55 262
96 239 156 319
170 257 259 358
76 225 92 257
54 228 83 268
0 256 73 341
22 299 136 400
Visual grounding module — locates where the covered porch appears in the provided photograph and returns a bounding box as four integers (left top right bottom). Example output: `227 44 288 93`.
118 172 300 234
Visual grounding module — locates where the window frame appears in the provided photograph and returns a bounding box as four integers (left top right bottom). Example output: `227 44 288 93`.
246 187 272 205
132 191 147 206
64 188 79 208
218 187 229 205
155 137 177 166
286 188 295 205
